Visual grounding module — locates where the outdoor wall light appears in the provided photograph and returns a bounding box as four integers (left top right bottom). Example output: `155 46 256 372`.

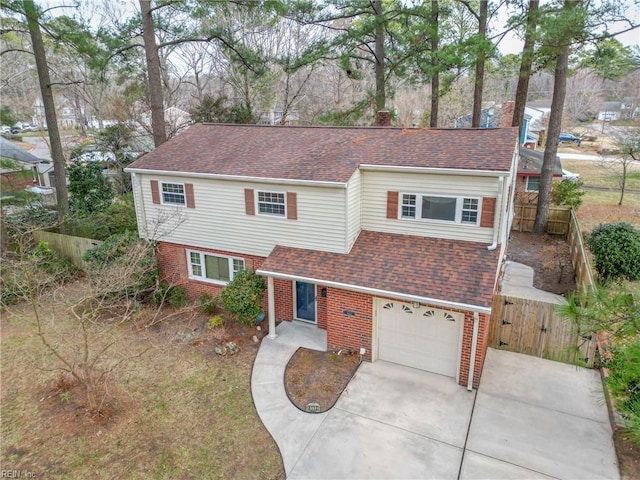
412 301 421 309
320 288 327 297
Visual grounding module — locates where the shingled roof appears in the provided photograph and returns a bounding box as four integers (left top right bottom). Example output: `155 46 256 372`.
257 230 500 310
128 124 518 183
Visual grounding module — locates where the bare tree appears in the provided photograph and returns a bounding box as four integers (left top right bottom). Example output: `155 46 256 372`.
601 128 640 206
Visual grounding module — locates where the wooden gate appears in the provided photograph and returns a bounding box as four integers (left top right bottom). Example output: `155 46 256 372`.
489 294 597 366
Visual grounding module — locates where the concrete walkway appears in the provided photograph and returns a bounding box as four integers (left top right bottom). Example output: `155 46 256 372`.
252 323 619 479
501 261 567 304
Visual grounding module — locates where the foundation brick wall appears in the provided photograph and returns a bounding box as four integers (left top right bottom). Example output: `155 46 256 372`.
457 312 490 388
326 288 373 360
155 241 267 306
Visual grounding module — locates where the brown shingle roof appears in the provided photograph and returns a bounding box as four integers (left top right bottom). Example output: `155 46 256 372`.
128 124 518 183
257 230 500 309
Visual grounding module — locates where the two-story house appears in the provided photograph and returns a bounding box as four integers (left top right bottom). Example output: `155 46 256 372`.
126 123 518 388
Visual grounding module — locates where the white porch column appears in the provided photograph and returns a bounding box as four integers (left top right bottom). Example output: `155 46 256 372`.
267 276 277 339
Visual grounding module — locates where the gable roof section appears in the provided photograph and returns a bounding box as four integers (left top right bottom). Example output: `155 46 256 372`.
0 137 41 164
518 147 563 177
128 124 517 183
257 230 500 310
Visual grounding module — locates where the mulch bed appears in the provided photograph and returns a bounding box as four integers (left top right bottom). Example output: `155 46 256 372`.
284 348 361 413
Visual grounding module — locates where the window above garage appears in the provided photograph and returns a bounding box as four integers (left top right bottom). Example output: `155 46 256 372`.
400 193 481 226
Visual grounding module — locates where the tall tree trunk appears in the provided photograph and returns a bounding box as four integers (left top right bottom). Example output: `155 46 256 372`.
373 0 385 111
533 18 571 234
139 0 166 148
471 0 488 128
24 0 69 231
429 0 439 128
512 0 540 136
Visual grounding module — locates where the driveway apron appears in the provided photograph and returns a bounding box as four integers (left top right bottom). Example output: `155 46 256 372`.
253 322 619 480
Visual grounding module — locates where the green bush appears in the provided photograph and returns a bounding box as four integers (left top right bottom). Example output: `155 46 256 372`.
605 338 640 442
65 194 137 240
197 293 219 314
551 179 585 209
150 282 188 308
587 223 640 281
219 270 265 326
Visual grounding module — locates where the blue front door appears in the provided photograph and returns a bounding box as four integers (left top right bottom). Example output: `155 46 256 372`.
295 282 316 323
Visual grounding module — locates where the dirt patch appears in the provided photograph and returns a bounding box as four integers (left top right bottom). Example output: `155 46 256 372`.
284 348 361 413
615 429 640 480
507 231 576 295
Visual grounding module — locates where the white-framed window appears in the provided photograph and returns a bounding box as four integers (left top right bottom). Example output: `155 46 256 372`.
525 176 540 192
400 193 481 225
257 191 286 217
187 251 245 284
161 182 186 206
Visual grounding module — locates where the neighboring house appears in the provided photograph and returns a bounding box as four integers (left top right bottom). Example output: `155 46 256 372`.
0 137 40 191
258 109 300 125
454 101 546 149
516 147 563 205
596 101 639 121
126 122 519 388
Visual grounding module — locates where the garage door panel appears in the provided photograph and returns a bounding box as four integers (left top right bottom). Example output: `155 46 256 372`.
378 301 461 378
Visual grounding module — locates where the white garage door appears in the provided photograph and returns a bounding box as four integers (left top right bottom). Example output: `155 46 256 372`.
377 300 462 378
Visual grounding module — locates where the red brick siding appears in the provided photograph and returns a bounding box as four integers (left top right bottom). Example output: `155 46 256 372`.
317 284 328 330
515 176 539 205
156 241 266 302
457 312 490 388
326 288 373 360
274 278 293 321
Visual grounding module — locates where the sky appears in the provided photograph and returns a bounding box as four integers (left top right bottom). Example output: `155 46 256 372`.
38 0 640 57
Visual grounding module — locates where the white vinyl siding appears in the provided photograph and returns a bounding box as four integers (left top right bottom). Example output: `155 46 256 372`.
188 250 244 284
346 170 361 251
361 171 498 243
139 176 347 256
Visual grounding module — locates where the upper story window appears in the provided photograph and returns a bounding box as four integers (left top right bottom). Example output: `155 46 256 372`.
401 193 480 225
525 176 540 192
257 191 286 217
188 251 245 284
162 182 186 206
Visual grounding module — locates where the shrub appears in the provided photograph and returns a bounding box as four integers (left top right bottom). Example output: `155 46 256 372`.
551 179 585 209
65 194 137 240
83 231 157 299
197 293 219 314
150 282 188 308
219 270 265 326
587 223 640 281
605 338 640 442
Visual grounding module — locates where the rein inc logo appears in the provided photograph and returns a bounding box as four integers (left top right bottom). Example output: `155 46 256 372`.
1 472 36 478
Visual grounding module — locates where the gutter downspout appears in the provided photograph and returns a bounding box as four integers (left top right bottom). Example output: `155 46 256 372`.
468 312 480 391
487 176 504 251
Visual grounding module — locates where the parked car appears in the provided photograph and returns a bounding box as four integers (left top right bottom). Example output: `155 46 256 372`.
0 125 12 134
562 169 581 181
558 133 581 144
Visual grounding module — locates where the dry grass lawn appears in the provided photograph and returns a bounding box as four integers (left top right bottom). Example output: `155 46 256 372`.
560 159 640 233
0 282 284 480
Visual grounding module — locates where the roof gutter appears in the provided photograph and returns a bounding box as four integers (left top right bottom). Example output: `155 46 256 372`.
256 269 492 314
123 167 348 189
359 165 511 177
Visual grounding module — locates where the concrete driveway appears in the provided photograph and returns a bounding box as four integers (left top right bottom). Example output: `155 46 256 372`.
253 323 619 479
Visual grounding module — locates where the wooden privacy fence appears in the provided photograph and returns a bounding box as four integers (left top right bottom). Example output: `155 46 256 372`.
489 294 597 367
566 209 596 298
512 204 571 235
34 230 102 269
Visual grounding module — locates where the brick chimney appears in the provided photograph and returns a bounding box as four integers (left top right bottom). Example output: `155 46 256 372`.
500 101 515 128
376 110 391 127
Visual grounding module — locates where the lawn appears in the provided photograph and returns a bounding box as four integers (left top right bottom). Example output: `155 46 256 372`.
0 282 284 480
560 159 640 232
